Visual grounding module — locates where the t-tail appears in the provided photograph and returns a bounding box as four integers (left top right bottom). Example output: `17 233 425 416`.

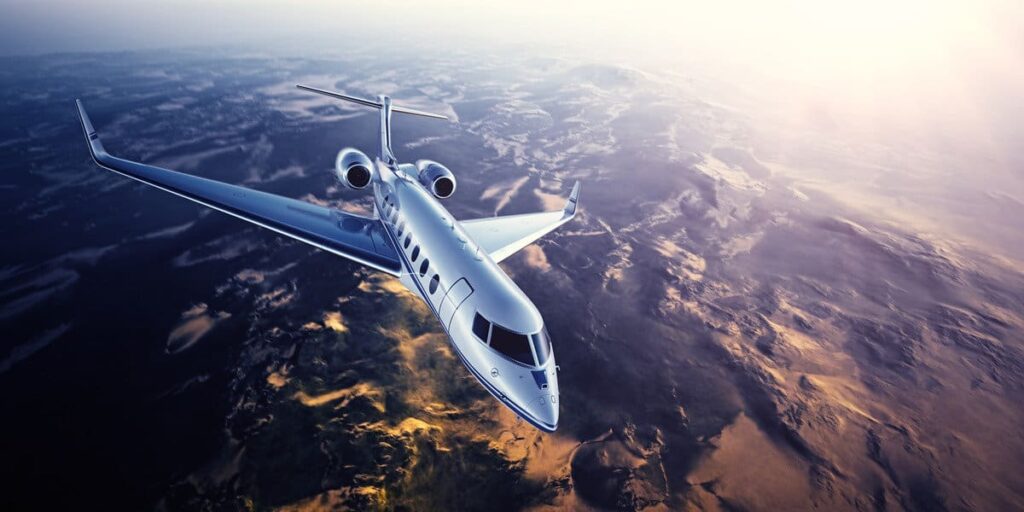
296 84 448 166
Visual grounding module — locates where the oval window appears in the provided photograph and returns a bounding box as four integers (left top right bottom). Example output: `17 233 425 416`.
404 234 412 249
411 246 420 261
428 274 440 294
419 259 429 277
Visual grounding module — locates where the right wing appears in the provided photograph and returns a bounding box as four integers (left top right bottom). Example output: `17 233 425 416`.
75 100 402 275
460 181 580 263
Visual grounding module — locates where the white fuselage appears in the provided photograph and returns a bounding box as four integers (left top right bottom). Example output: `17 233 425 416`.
74 90 564 433
371 160 560 431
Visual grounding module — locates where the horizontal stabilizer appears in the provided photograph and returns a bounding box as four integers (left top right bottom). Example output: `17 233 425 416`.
296 84 449 120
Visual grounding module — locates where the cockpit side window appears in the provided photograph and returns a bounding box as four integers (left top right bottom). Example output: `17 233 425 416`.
531 329 552 365
489 323 534 366
472 313 490 342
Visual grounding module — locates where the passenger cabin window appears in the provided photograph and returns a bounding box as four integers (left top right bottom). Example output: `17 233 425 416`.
404 233 411 248
419 259 429 277
429 274 440 294
411 246 420 261
489 324 534 366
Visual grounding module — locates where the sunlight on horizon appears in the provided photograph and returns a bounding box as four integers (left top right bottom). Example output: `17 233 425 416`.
3 0 1020 163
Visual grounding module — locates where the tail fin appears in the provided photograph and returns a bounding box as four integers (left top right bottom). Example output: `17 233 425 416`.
295 84 448 120
297 84 448 165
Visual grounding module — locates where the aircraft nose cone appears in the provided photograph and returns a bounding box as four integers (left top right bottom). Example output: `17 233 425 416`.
528 394 559 432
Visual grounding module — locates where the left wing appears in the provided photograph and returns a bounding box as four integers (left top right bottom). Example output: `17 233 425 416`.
460 181 580 263
75 100 402 275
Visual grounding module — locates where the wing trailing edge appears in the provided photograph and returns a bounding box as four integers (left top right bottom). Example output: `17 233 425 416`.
75 100 403 276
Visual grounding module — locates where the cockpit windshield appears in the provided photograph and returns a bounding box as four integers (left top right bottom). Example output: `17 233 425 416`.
489 323 534 365
472 312 552 367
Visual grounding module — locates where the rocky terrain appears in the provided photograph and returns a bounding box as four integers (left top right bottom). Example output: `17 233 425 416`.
1 49 1022 511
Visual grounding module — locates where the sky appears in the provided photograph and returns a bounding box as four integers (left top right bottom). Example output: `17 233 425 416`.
2 0 1021 187
1 0 1021 260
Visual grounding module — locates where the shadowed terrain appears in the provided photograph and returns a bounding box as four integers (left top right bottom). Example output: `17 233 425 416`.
1 49 1022 511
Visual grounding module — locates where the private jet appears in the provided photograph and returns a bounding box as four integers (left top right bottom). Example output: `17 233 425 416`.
75 85 579 432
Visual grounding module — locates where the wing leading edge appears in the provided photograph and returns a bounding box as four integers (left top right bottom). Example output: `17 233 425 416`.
460 181 580 263
75 100 402 276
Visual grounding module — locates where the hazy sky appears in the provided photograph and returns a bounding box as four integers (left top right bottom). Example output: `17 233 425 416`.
3 0 1021 166
5 1 1019 96
3 0 1021 257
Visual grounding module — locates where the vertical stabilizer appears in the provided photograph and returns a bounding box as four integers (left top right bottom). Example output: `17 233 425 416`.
295 84 448 166
378 95 395 166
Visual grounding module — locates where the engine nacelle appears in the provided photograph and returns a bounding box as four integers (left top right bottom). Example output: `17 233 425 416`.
335 148 375 190
416 160 457 199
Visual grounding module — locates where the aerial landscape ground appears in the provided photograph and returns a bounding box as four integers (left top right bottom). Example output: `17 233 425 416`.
1 37 1022 511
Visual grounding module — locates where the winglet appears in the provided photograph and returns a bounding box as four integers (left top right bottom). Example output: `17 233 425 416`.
75 99 107 159
563 181 581 218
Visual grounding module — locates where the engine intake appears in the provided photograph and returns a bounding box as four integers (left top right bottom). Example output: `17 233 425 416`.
336 148 375 189
416 160 456 199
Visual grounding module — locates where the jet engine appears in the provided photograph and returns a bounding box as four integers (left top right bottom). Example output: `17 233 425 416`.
416 160 456 199
335 148 375 189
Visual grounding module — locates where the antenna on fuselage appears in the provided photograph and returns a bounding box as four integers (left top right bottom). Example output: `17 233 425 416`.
296 84 449 165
